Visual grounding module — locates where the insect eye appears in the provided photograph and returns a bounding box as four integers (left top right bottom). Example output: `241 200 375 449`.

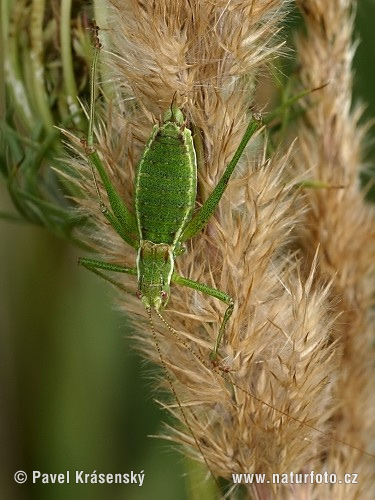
136 290 142 299
160 291 168 300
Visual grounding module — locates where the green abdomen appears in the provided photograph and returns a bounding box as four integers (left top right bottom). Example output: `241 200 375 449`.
135 122 197 245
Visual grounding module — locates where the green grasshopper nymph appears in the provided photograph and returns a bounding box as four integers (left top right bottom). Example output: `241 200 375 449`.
79 24 261 363
74 24 375 484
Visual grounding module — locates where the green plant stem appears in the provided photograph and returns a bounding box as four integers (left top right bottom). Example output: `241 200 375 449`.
3 0 33 130
30 0 53 132
60 0 81 127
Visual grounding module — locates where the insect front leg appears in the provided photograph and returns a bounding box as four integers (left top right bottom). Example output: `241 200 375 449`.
79 257 137 295
171 273 234 362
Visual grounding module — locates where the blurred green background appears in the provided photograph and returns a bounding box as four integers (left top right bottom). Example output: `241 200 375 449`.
1 2 375 499
0 213 189 500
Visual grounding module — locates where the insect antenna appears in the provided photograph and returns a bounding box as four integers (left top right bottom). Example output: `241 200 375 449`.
154 310 375 462
146 307 221 491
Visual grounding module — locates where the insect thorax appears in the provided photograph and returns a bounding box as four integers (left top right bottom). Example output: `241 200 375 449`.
136 241 174 310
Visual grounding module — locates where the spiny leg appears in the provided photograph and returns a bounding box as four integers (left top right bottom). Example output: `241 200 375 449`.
180 114 261 242
86 21 138 248
172 273 234 361
79 257 137 295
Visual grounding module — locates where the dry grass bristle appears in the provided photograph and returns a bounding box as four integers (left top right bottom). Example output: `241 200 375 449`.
295 0 375 496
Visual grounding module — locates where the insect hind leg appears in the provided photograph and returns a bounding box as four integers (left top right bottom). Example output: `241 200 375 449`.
86 21 138 248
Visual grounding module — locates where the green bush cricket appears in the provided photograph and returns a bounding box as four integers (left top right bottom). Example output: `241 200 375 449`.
79 22 260 363
73 23 375 485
